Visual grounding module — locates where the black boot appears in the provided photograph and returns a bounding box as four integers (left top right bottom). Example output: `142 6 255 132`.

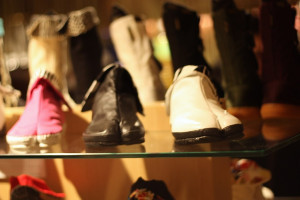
68 7 103 104
212 0 262 109
162 2 224 98
162 2 209 73
128 177 175 200
82 63 145 146
212 0 262 138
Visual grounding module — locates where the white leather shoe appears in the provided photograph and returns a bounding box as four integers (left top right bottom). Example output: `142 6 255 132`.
165 65 243 144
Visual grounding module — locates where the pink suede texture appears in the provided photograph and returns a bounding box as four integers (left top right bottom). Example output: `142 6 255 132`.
7 78 68 142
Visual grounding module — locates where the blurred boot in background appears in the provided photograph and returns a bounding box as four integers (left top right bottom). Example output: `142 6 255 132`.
109 6 166 104
68 6 103 104
212 0 262 138
162 2 224 99
260 0 300 141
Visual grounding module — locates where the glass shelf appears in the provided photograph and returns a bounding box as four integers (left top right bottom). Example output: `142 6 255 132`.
2 105 300 159
1 131 300 159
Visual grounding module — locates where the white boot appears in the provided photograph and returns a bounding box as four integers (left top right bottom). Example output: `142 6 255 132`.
27 14 76 107
109 15 166 104
165 65 243 144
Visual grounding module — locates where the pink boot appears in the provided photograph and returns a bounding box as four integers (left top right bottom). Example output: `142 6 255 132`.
7 78 69 149
6 81 42 149
36 78 70 147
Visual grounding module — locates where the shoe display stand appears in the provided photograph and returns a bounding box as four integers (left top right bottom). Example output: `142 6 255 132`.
1 0 300 199
0 102 299 199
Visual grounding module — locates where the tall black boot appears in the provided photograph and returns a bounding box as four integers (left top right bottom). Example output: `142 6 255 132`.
212 0 262 138
82 63 145 146
162 2 209 73
162 2 224 98
68 7 103 104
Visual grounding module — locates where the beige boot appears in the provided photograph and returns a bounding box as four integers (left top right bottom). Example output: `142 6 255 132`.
27 13 76 107
109 14 166 104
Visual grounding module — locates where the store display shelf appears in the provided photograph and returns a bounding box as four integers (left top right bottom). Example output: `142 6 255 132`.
1 104 300 159
1 131 299 159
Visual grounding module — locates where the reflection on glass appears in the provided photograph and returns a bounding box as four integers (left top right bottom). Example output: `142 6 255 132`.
0 128 299 158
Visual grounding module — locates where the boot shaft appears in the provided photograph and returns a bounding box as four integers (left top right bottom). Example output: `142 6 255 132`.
162 3 209 72
28 37 68 90
109 14 165 103
91 65 141 117
260 1 299 74
68 7 103 103
260 1 300 104
90 64 143 116
26 13 75 106
212 3 262 108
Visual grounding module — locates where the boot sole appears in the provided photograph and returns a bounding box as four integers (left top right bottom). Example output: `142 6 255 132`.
173 128 223 144
37 132 61 147
122 137 145 145
222 124 244 140
122 129 145 145
83 129 121 146
84 140 120 146
84 136 145 146
6 135 37 147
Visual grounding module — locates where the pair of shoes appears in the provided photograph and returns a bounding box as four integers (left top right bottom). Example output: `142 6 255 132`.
165 65 243 144
109 6 166 104
128 177 174 200
10 174 65 200
6 77 70 149
81 63 145 146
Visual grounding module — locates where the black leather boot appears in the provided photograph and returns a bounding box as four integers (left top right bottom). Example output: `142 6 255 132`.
82 63 145 146
68 7 103 104
162 2 209 73
162 2 224 98
212 0 263 138
212 0 262 109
